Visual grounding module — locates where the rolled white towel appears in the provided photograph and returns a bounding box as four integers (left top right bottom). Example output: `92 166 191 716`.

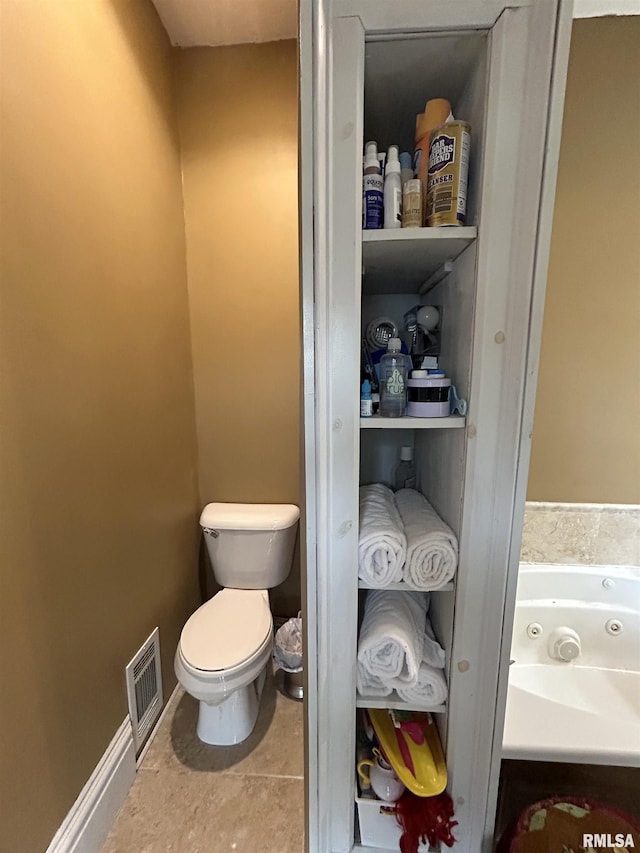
395 488 459 591
393 662 448 706
423 619 446 669
357 589 428 686
358 484 407 587
388 618 446 702
356 661 392 697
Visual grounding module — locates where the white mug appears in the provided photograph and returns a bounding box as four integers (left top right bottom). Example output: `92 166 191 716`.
357 749 405 803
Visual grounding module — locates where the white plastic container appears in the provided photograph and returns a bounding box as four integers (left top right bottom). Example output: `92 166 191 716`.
355 790 430 851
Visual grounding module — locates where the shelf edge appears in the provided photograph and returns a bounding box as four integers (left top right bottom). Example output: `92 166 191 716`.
360 416 465 429
355 693 447 714
362 226 477 244
358 581 454 592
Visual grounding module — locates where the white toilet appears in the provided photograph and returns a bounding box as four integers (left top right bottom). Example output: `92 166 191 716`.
174 502 299 745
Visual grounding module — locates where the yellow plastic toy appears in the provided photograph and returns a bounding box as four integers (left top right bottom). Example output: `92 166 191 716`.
367 709 447 797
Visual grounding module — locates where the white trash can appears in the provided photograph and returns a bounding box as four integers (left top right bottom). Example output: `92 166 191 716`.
275 615 303 701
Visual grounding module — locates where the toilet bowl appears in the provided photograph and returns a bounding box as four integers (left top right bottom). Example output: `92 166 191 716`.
175 502 299 745
175 589 273 744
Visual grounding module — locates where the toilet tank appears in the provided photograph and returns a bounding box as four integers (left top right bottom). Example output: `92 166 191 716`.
200 503 299 590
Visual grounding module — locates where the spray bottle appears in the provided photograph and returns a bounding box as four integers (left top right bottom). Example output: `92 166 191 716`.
363 141 383 229
383 145 402 229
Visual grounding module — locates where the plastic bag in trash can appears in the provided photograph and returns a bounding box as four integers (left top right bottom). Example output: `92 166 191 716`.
275 616 303 673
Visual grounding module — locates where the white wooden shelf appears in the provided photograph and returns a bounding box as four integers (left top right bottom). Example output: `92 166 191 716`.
360 415 465 429
356 691 446 714
358 580 454 592
353 845 403 853
352 845 399 853
352 841 437 853
362 226 477 294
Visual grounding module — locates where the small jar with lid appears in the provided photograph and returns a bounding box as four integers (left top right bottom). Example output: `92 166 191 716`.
406 369 451 417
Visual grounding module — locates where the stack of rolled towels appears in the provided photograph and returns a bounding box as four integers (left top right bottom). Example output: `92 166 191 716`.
356 589 447 705
358 484 459 590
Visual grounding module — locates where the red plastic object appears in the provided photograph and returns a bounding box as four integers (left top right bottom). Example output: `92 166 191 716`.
498 797 640 853
394 790 458 852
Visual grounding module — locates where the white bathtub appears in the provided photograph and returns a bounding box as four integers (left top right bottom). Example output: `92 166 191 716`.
502 564 640 767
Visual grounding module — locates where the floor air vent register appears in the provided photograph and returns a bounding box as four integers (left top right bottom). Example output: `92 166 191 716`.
125 627 163 755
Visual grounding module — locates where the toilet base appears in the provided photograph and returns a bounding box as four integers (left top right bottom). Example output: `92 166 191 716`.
196 665 267 745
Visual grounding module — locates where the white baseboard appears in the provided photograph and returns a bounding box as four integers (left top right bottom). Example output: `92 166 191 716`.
46 717 136 853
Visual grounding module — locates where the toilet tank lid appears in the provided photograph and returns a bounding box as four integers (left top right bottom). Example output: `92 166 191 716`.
200 503 300 531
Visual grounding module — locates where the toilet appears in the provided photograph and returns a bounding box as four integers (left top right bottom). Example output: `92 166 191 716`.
174 502 299 745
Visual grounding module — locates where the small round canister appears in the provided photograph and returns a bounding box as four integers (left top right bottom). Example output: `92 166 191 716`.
407 370 451 417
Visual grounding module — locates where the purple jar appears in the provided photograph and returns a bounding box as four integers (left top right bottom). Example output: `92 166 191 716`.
407 370 451 417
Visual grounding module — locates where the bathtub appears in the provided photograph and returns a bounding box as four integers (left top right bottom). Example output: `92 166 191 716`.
502 564 640 767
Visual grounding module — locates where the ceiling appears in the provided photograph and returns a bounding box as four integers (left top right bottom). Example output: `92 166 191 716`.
150 0 639 49
150 0 297 47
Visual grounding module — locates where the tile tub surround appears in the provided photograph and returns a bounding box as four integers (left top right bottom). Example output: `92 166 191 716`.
521 502 640 567
102 672 304 853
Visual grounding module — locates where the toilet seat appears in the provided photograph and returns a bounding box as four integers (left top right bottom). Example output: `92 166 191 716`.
179 588 272 673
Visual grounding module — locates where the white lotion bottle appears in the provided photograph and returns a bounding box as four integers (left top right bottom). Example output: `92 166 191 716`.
395 446 416 490
384 145 402 229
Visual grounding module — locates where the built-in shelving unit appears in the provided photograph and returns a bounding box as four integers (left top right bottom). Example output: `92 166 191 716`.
304 4 567 849
355 42 477 851
353 29 482 853
360 415 465 430
362 227 477 294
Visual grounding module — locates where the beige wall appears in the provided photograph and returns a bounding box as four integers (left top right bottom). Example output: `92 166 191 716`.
528 17 640 504
0 2 200 851
175 42 301 613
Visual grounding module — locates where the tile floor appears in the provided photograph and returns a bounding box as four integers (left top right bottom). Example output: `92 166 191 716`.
102 671 305 853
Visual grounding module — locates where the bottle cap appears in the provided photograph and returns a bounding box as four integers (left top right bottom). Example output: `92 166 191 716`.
364 141 379 170
399 152 413 172
428 370 445 377
420 356 439 369
411 370 429 378
400 446 413 462
387 337 401 352
415 99 452 142
361 379 371 394
385 145 401 174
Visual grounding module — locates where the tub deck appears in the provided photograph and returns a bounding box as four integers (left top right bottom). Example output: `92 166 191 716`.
503 564 640 767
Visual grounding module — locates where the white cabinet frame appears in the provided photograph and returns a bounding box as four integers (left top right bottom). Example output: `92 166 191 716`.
300 2 573 851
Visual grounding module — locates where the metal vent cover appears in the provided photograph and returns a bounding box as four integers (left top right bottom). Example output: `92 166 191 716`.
125 627 163 755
